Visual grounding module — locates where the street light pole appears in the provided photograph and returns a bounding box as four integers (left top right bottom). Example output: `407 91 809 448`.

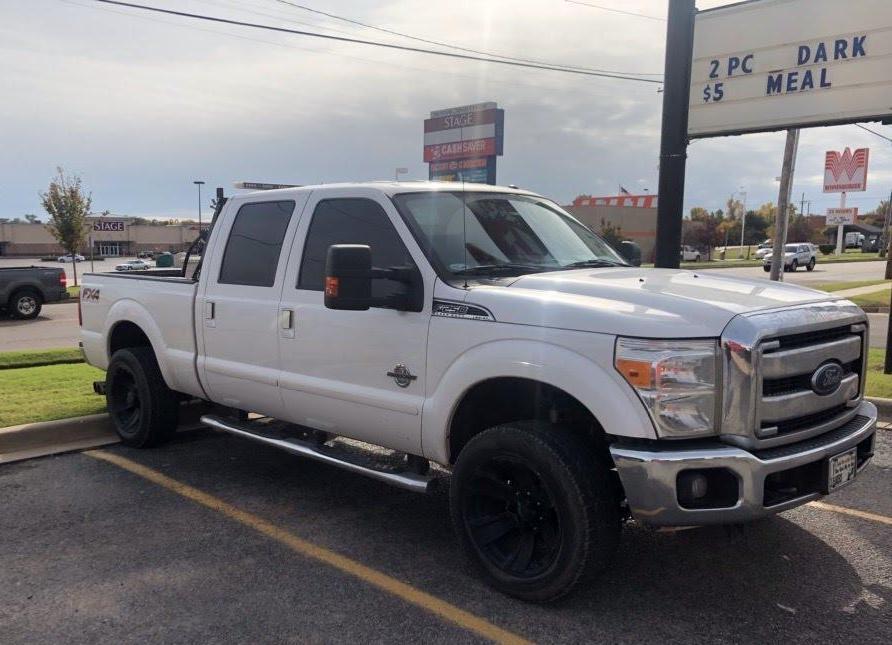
193 180 205 230
738 188 747 258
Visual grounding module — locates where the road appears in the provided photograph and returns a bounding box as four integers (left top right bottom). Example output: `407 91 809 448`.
701 259 887 285
0 256 150 283
0 301 80 351
1 428 889 643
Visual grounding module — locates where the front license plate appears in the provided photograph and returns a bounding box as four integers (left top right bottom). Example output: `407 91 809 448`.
826 448 858 493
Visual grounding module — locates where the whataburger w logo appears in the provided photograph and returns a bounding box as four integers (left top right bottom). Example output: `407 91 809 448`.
824 147 869 192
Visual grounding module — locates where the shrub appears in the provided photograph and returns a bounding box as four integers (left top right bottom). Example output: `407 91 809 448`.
818 244 835 255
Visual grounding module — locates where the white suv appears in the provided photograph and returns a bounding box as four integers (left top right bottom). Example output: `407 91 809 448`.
762 243 816 272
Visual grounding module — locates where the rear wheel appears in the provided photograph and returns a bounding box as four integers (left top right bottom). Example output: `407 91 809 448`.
10 289 42 319
763 265 770 272
807 258 816 271
106 347 179 447
786 260 798 272
450 422 620 602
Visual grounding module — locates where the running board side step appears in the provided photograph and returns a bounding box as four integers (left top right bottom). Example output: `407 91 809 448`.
200 414 438 494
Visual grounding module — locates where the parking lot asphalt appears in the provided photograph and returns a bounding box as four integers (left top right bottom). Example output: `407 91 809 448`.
0 301 80 351
2 428 890 644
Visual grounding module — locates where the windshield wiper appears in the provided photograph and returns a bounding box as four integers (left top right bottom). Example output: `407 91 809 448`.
451 263 551 276
560 259 628 269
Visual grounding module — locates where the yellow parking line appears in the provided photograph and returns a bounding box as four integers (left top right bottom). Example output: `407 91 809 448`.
85 450 530 645
808 501 892 526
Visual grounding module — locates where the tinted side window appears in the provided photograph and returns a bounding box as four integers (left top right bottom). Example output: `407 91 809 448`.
218 201 294 287
298 198 414 298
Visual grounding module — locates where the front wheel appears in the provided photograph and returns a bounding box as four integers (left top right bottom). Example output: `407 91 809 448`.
106 347 179 447
450 422 620 602
807 258 816 271
786 260 798 272
763 265 771 272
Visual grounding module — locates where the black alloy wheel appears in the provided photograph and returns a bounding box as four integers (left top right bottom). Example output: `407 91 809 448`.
462 456 561 579
108 363 142 439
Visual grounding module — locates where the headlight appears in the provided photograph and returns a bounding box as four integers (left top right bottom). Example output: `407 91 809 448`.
614 337 719 438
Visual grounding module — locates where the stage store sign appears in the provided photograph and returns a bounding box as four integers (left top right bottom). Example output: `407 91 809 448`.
688 0 892 137
424 102 504 184
93 220 125 232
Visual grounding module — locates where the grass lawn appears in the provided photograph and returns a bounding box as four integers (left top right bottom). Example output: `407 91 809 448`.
0 363 106 428
849 291 890 309
866 349 892 399
67 285 80 298
0 347 84 370
810 279 890 293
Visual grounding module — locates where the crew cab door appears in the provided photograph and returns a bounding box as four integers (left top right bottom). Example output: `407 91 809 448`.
276 189 433 454
197 195 308 416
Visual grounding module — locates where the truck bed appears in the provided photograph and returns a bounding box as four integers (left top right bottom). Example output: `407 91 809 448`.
79 271 205 400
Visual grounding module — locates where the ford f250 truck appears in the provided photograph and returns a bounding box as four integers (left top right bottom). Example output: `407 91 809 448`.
80 182 876 601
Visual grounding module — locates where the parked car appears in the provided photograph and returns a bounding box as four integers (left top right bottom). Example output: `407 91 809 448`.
137 251 156 259
114 259 151 272
679 245 701 262
0 265 67 319
81 182 876 601
754 246 773 259
762 243 816 272
58 254 85 263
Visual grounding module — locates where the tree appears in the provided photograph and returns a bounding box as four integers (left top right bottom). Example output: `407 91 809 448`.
599 219 624 249
41 167 92 287
24 213 39 223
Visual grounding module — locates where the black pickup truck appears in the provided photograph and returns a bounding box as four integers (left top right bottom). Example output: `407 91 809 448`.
0 266 68 319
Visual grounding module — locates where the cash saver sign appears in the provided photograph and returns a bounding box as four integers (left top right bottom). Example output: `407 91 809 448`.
93 220 125 232
688 0 892 137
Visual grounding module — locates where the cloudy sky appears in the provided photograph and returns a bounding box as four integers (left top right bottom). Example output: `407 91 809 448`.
2 0 890 221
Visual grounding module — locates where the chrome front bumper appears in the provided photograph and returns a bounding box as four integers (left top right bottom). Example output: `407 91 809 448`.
610 401 877 527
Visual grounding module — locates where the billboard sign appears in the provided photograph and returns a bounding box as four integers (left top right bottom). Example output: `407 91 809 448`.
688 0 892 137
826 207 858 225
823 148 869 192
424 102 503 184
429 157 494 184
93 220 125 232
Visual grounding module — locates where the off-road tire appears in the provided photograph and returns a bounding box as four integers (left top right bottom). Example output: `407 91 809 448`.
449 421 620 602
105 347 179 448
10 289 42 319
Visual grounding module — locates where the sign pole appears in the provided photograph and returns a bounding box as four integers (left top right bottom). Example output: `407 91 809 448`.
834 191 847 255
654 0 695 269
769 128 800 282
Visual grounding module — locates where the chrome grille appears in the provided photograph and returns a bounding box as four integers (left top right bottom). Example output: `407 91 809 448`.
720 302 868 450
758 324 864 442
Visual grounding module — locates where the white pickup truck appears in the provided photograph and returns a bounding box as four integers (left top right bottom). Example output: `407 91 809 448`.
81 182 876 601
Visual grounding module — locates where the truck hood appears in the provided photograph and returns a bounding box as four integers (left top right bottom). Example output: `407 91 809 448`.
466 267 839 338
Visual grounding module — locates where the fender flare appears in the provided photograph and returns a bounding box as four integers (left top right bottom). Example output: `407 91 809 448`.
104 299 179 391
421 339 656 463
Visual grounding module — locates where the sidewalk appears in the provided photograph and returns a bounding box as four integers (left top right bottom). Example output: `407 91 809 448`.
833 283 892 298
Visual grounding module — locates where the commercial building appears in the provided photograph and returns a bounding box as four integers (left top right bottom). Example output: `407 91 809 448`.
0 215 206 257
564 194 658 262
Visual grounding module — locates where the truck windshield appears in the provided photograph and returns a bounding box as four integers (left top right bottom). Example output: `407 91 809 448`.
392 191 627 278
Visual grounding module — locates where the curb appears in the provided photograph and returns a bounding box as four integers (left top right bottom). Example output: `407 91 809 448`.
0 413 117 464
0 403 211 465
866 397 892 423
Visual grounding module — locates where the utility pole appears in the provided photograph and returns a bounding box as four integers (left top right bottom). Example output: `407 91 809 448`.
193 180 205 230
654 0 696 269
769 129 800 281
738 188 748 258
800 192 806 219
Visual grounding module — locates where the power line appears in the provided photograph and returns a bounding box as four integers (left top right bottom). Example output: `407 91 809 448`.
271 0 662 77
91 1 663 83
856 123 892 144
564 0 665 21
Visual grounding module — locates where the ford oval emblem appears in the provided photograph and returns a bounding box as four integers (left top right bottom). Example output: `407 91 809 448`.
811 362 844 396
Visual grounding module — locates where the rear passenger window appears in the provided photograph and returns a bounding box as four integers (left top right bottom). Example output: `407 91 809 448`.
218 200 295 287
298 198 414 298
